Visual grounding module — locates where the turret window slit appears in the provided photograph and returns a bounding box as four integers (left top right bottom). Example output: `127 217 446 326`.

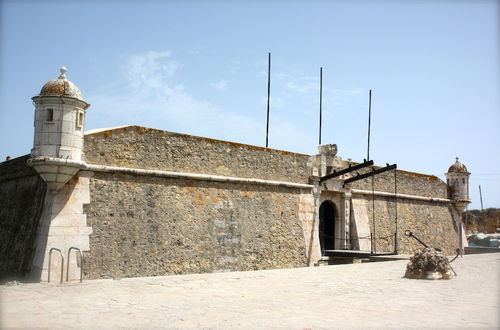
46 108 54 122
76 111 84 129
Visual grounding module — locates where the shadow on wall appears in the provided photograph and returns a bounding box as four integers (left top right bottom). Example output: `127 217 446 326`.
0 156 48 283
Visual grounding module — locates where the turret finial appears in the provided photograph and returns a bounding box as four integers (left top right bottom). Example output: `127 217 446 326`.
59 66 67 79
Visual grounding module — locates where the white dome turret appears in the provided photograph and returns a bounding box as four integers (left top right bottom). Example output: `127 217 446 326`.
445 157 470 204
31 67 90 160
29 67 90 191
38 67 84 101
447 157 469 174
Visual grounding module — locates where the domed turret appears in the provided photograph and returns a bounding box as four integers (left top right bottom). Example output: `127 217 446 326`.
39 67 84 100
447 157 469 174
445 157 471 254
445 157 470 203
29 67 90 191
31 67 90 160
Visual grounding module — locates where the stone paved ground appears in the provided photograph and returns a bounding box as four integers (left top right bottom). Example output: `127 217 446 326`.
1 253 499 329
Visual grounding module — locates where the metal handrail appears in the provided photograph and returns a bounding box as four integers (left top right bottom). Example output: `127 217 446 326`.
66 247 84 283
48 248 64 284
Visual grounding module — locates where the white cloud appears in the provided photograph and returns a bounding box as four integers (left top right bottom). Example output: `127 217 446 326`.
85 52 364 156
209 80 228 92
229 60 241 75
125 51 181 93
285 77 317 94
274 73 362 107
86 51 317 154
324 88 364 110
260 96 285 109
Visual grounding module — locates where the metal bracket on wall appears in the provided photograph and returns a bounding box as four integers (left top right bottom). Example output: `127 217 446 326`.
319 160 374 183
343 163 397 186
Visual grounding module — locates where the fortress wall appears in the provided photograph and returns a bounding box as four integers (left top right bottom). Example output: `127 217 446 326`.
83 171 307 279
353 195 458 255
347 168 459 255
349 170 457 256
0 156 47 282
84 126 311 184
349 168 448 198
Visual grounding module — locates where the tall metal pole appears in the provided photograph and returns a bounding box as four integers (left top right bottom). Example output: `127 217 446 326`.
367 89 372 161
265 52 271 148
394 168 398 254
371 169 376 253
368 89 374 252
479 185 484 212
465 205 469 238
479 184 484 232
319 67 323 145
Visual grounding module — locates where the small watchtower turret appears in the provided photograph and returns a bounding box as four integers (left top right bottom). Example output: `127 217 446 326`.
446 157 470 200
445 157 471 213
28 67 90 191
31 67 90 161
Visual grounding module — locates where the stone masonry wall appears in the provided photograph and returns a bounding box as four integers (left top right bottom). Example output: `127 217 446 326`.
0 156 47 282
348 167 458 255
83 171 307 279
349 168 448 198
298 191 319 266
30 173 92 283
84 126 310 183
352 195 458 255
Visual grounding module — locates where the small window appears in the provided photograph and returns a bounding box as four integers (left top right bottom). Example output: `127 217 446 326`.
46 108 54 122
76 111 84 128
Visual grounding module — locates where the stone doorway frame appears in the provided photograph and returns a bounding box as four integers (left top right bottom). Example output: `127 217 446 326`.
317 192 346 252
319 200 337 254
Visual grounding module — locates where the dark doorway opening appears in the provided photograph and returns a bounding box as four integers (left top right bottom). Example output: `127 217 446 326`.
319 201 336 254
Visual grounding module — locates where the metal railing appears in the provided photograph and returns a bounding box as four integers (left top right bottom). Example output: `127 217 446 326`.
66 247 84 283
48 248 64 284
48 247 84 284
321 233 398 254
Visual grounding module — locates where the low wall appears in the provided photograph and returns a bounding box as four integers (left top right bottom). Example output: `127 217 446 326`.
0 156 47 282
83 171 307 279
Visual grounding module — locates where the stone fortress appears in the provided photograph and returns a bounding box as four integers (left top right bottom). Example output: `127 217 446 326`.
0 68 471 283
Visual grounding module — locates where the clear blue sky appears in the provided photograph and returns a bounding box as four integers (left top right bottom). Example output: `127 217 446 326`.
1 0 498 209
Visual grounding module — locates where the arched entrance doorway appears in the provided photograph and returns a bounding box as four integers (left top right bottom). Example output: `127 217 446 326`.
319 201 336 253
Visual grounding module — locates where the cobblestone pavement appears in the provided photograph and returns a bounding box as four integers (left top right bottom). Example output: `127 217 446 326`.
1 253 499 329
